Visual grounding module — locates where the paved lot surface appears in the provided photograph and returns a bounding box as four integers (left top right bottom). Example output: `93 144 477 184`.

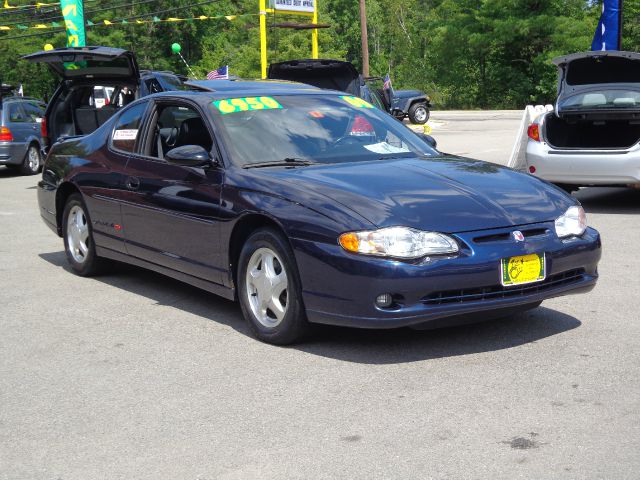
1 111 639 479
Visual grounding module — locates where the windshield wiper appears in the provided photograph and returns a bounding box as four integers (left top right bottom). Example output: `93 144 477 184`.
243 158 316 169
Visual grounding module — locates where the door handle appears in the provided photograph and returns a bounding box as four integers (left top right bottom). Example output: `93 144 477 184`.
125 176 140 190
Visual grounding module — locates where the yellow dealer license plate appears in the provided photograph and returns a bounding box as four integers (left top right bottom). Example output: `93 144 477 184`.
500 253 546 287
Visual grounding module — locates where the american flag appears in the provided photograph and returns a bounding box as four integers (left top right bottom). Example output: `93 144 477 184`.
383 73 393 92
207 65 229 80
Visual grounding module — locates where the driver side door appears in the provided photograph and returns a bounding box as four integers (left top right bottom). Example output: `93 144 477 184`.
120 99 226 285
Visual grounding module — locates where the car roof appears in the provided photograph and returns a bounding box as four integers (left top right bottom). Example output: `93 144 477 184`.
1 96 43 103
183 79 330 98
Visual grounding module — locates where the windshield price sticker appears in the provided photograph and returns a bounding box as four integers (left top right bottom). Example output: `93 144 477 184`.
213 97 283 115
340 96 375 109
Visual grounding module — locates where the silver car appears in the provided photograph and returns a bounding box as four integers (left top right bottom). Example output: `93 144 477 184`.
0 93 46 175
526 51 640 191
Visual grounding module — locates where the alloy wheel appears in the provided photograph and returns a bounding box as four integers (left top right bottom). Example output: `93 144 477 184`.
245 247 289 328
66 205 90 264
27 147 40 172
414 106 428 123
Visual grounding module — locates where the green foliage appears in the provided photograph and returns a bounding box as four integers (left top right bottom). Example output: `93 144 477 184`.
0 0 638 108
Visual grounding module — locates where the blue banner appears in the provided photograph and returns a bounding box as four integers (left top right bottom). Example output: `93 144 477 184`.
591 0 622 51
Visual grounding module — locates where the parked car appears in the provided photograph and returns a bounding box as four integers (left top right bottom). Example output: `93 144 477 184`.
526 51 640 191
267 59 432 124
37 81 601 344
22 46 186 152
0 86 46 175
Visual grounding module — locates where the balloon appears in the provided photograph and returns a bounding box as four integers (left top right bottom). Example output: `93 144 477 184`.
44 44 54 51
171 43 181 54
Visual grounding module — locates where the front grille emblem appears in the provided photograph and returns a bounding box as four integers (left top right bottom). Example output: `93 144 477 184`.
512 230 525 242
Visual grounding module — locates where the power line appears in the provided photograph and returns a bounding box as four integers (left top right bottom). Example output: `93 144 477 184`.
0 0 161 27
0 1 99 19
116 0 223 22
0 1 241 41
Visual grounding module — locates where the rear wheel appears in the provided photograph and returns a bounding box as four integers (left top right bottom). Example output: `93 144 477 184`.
408 103 430 124
62 194 105 276
20 144 41 175
237 229 309 345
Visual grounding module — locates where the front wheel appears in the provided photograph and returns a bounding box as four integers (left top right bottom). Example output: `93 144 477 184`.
408 103 430 125
20 144 41 175
62 193 105 276
237 229 309 345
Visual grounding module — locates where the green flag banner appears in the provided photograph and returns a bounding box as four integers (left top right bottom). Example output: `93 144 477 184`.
60 0 85 47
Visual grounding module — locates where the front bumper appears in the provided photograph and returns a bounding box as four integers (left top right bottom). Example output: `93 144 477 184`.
293 223 601 329
526 139 640 185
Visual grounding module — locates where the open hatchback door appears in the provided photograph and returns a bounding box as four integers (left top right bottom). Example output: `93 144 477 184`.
22 46 140 81
268 59 362 96
21 47 142 148
553 51 640 121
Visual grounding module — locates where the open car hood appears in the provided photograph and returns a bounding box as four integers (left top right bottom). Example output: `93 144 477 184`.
268 59 361 96
22 46 140 81
553 51 640 120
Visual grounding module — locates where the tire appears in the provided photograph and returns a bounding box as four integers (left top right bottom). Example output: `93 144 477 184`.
62 193 105 276
20 144 42 176
237 229 309 345
408 103 430 125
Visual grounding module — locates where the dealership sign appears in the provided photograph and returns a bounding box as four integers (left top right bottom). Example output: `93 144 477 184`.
272 0 315 13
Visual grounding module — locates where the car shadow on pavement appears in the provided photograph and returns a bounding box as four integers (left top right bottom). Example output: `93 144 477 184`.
300 307 579 364
0 166 23 178
574 187 640 214
39 250 581 364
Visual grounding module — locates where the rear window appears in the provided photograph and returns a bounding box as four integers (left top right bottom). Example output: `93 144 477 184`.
62 57 132 78
559 89 640 111
7 103 27 123
567 57 640 85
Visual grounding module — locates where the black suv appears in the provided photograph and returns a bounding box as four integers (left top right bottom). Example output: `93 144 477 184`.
268 59 432 124
22 46 186 151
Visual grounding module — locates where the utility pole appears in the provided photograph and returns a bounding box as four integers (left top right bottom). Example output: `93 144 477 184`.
359 0 369 77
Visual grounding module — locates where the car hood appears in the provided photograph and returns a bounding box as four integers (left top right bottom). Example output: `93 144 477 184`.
393 89 425 99
252 156 573 233
268 59 361 96
552 51 640 119
22 46 139 81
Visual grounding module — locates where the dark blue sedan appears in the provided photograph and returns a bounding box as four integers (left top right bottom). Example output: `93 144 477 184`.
37 80 601 344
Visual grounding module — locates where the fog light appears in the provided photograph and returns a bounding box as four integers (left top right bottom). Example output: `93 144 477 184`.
375 293 393 308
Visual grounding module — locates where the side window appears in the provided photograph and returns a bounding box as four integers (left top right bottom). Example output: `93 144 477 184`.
145 104 212 160
369 90 386 111
111 102 147 153
8 103 27 123
23 102 44 123
145 79 163 94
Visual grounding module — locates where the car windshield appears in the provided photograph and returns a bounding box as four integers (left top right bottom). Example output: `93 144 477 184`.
210 94 436 167
559 89 640 111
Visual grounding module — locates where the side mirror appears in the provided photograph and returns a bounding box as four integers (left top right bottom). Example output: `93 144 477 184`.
416 132 437 149
165 145 212 167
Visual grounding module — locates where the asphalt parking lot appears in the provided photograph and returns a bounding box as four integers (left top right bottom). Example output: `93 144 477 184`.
1 110 639 479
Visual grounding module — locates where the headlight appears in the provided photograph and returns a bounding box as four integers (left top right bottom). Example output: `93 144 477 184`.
339 226 458 259
555 206 587 238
